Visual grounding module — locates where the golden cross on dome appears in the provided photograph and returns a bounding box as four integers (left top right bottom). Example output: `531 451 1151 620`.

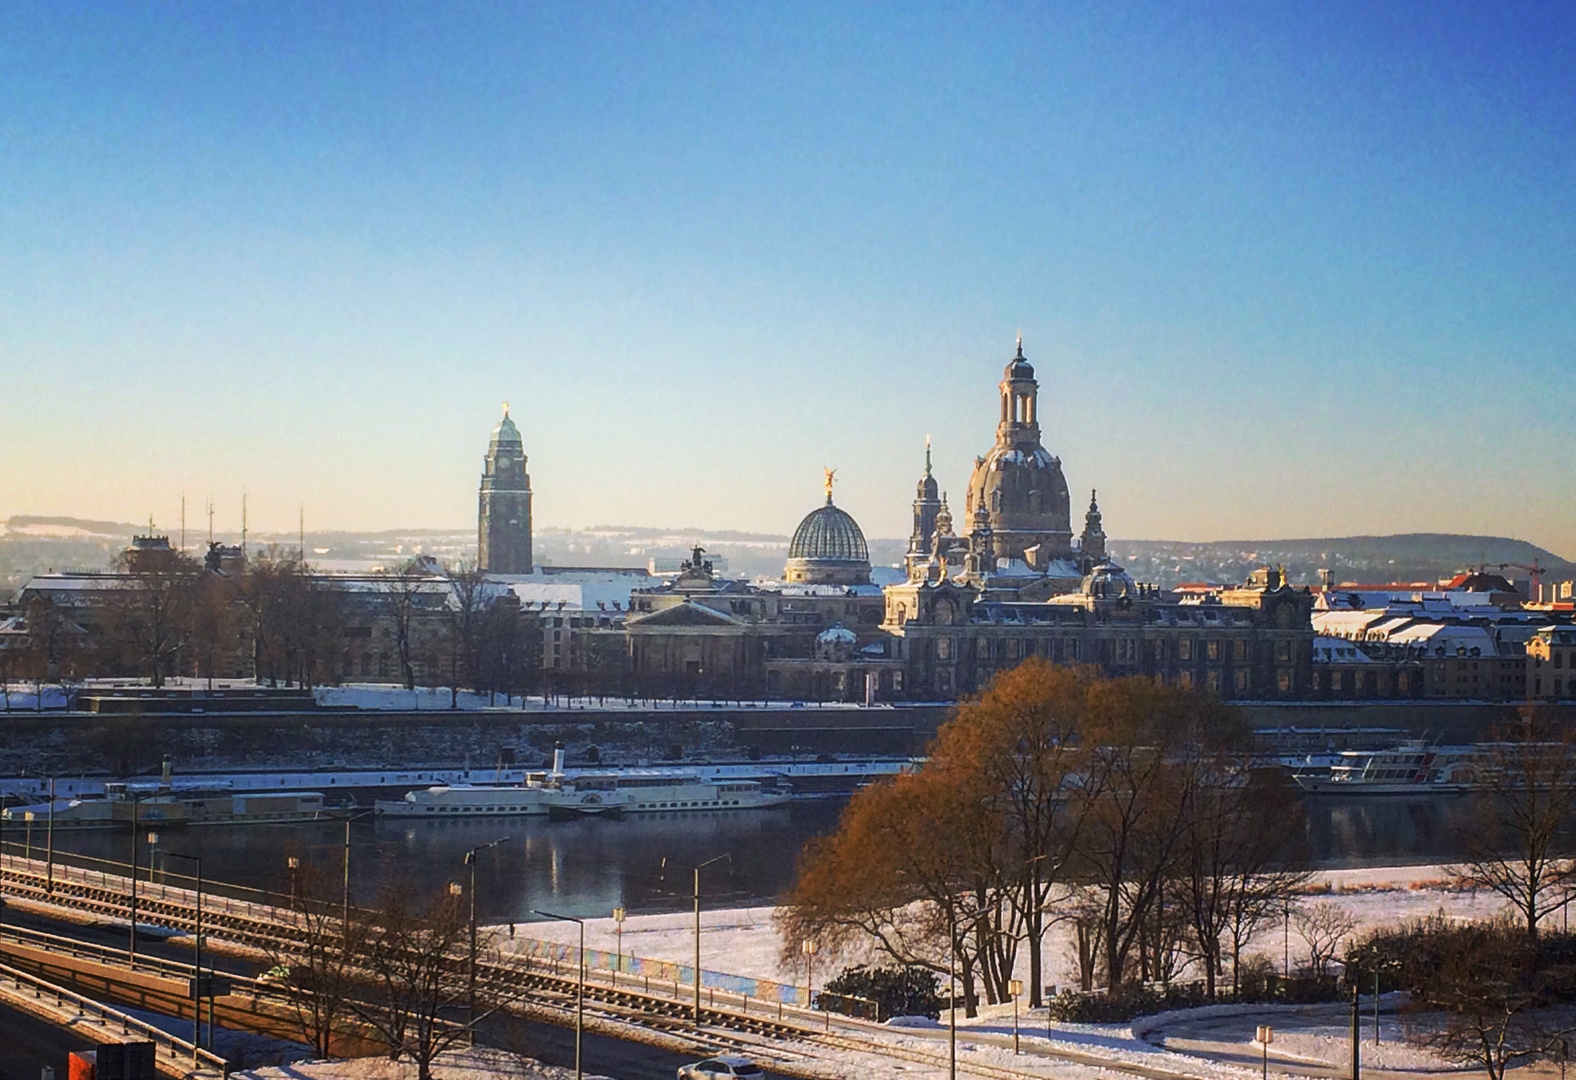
502 400 510 417
823 467 837 502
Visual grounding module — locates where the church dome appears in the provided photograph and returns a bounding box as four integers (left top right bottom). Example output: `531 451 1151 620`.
789 502 868 563
1081 560 1139 600
815 623 859 663
785 474 872 586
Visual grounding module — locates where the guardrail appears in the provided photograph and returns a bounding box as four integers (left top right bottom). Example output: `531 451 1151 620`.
0 960 227 1076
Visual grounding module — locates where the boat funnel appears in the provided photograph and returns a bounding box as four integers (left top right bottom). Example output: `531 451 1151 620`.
551 742 566 778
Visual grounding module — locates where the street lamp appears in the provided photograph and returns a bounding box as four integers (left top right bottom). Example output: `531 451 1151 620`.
612 906 626 975
286 856 300 906
462 837 509 1044
128 795 144 966
320 808 375 935
160 846 205 1061
534 908 584 1080
689 853 732 1025
46 777 55 894
1008 978 1023 1054
802 938 817 1010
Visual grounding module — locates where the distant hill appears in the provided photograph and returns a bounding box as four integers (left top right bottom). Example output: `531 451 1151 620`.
1110 533 1576 590
3 516 1569 597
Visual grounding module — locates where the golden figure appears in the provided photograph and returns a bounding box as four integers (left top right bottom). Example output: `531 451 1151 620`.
823 467 837 501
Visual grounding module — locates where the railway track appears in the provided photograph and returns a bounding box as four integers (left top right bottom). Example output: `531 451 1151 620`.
1 858 1101 1080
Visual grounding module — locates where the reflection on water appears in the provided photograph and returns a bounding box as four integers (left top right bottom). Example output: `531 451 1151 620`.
40 794 1485 922
44 802 845 923
1302 795 1476 869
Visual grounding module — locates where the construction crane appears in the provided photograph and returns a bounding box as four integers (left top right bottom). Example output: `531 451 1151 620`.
1489 560 1548 598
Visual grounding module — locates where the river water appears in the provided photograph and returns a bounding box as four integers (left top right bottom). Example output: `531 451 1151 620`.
32 795 1474 925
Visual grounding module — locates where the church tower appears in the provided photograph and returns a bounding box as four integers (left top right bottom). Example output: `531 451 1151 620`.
1079 489 1107 571
963 336 1073 570
478 405 532 574
905 438 943 578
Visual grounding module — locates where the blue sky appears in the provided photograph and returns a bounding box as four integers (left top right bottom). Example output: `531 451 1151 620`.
2 2 1573 553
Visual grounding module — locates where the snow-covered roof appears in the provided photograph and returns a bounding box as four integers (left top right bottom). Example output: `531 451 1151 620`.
1312 636 1376 664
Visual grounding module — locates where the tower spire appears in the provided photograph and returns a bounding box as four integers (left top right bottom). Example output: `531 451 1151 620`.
1015 330 1023 357
924 434 932 477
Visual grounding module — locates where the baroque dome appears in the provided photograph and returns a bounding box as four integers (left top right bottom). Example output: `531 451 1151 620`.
1081 560 1139 600
963 337 1075 571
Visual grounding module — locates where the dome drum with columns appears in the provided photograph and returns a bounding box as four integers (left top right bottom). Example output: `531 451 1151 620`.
963 336 1075 572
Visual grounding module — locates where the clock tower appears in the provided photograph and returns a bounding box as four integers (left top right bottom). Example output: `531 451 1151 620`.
478 404 533 574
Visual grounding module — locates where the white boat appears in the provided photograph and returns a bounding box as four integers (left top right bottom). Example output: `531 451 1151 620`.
1292 741 1480 795
374 747 792 819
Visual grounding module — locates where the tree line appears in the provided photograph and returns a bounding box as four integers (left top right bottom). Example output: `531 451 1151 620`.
0 545 544 703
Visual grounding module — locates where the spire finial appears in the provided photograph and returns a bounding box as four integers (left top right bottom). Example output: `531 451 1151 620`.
823 467 837 503
1090 488 1099 509
502 400 510 418
1015 330 1023 358
924 435 932 476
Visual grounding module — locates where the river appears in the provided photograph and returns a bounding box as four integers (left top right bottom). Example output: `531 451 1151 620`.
29 794 1474 925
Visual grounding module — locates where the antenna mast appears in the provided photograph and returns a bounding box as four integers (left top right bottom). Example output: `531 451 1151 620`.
299 505 305 559
180 494 186 552
241 492 248 561
206 499 214 546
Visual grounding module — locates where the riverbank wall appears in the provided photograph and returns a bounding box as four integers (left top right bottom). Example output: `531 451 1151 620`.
0 699 1561 778
0 704 952 777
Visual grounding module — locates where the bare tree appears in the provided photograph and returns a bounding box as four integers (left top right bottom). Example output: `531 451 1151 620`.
1404 922 1570 1080
267 862 362 1058
376 561 429 692
101 547 200 687
190 572 240 690
1455 711 1576 940
441 561 488 707
350 885 519 1080
1174 764 1309 998
1295 900 1358 979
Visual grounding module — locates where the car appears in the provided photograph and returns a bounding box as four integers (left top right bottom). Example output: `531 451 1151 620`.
676 1056 765 1080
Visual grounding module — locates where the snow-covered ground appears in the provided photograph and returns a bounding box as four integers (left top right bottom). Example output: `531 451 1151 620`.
508 864 1529 1078
510 864 1508 996
236 1048 613 1080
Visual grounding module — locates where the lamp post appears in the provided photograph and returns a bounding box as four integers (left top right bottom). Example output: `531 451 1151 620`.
46 777 54 894
534 908 584 1080
1008 978 1023 1054
1257 1025 1274 1080
128 796 143 966
23 812 33 861
690 853 732 1025
160 847 204 1060
612 906 626 976
462 837 509 1045
801 939 817 1009
324 809 376 936
286 855 301 907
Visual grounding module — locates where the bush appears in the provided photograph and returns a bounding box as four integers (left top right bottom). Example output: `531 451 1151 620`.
1044 969 1343 1023
818 964 942 1021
